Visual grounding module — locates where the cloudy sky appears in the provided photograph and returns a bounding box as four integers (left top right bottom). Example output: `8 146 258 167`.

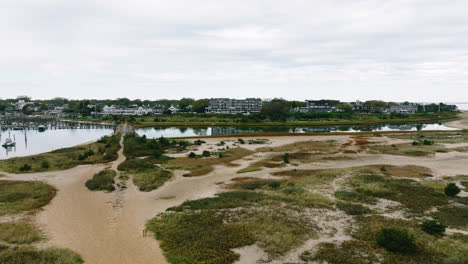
1 0 467 101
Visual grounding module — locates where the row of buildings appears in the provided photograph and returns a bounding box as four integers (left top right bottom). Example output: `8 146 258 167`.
1 98 443 117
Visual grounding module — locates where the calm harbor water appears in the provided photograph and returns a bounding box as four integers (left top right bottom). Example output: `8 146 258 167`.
0 127 113 160
136 123 458 139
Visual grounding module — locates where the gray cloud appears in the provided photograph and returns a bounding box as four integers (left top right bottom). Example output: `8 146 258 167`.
1 0 467 101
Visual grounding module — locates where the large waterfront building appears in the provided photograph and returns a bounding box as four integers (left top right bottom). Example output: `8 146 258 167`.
293 100 340 113
206 98 262 114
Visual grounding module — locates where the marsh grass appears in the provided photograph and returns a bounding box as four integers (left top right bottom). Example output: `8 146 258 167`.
387 131 468 144
118 158 173 191
0 246 83 264
166 148 254 176
149 190 321 263
369 143 447 157
85 169 116 192
0 135 120 173
432 206 468 228
349 172 447 212
256 140 339 153
133 170 172 191
0 180 56 216
236 167 262 174
0 222 43 244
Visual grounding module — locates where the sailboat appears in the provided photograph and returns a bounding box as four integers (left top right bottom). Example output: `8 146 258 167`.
2 138 16 148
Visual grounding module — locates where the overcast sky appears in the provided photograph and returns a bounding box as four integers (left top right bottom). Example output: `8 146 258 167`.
1 0 467 101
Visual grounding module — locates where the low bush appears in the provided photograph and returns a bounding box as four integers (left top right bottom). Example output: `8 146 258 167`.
420 219 446 236
202 151 211 157
444 183 461 197
188 152 196 158
85 170 116 192
41 161 50 169
376 228 417 254
283 153 290 163
19 164 32 172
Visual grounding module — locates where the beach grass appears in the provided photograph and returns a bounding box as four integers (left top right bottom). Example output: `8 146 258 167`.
0 246 83 264
0 180 56 216
0 222 43 244
85 169 116 192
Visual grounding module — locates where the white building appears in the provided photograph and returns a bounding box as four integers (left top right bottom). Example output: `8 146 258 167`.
206 98 262 114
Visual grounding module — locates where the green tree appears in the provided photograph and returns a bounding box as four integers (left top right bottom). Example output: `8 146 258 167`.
261 99 290 121
192 99 210 113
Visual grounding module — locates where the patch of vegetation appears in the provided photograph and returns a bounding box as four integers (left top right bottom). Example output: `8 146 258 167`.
0 222 43 244
257 140 338 153
283 153 290 163
133 169 172 191
376 228 417 253
0 180 56 216
420 219 446 236
166 148 254 177
124 135 189 158
236 167 262 174
118 158 173 192
85 170 116 192
0 134 120 173
369 142 447 157
147 211 254 264
336 202 371 215
303 240 380 264
450 233 468 243
149 190 321 263
349 172 447 212
444 183 461 197
334 190 377 204
0 247 83 264
432 206 468 228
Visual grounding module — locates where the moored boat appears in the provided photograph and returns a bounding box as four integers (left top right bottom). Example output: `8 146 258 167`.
2 138 16 148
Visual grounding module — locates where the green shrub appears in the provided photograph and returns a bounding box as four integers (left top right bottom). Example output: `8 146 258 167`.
376 228 417 253
420 219 446 236
194 140 206 145
444 183 461 197
41 161 50 169
19 164 32 172
238 138 245 144
202 151 211 157
283 153 290 164
188 152 197 158
85 170 116 192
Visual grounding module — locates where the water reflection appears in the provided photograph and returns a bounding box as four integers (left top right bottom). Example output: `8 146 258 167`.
0 118 114 160
137 123 458 139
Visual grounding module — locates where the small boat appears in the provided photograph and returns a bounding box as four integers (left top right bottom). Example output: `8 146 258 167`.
13 127 23 130
2 138 16 148
38 125 46 132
